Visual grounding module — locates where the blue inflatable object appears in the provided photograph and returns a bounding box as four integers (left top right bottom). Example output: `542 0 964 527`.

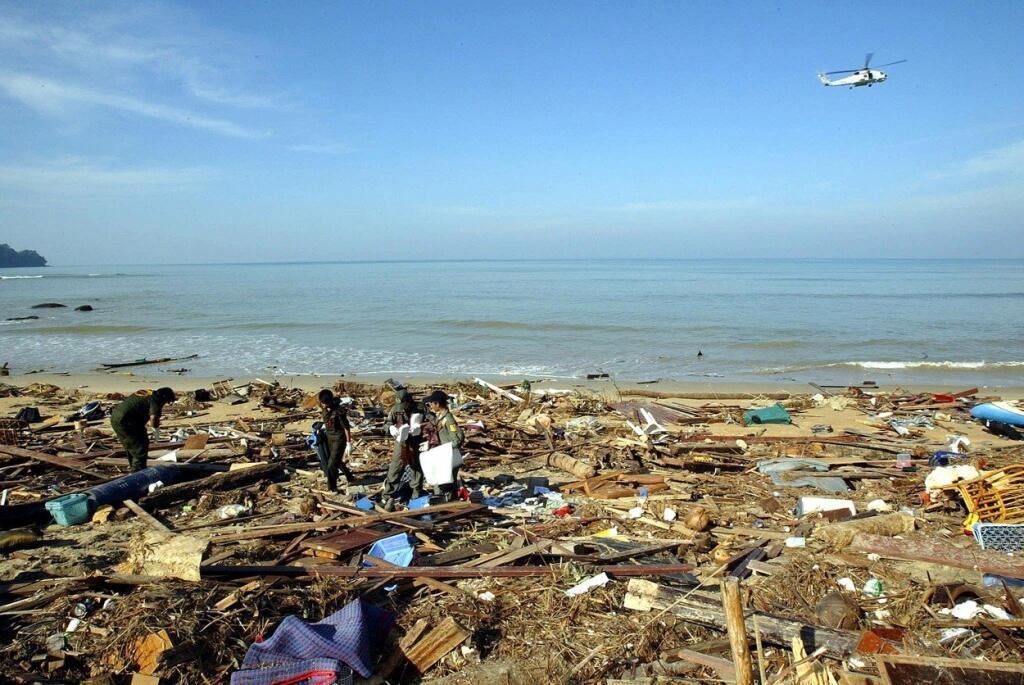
971 402 1024 428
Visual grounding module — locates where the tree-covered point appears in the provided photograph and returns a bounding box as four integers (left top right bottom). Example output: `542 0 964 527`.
0 244 47 268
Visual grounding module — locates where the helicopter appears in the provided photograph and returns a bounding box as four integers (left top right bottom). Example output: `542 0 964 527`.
818 53 906 88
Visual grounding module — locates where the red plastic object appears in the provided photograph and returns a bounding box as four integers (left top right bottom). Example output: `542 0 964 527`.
554 504 574 517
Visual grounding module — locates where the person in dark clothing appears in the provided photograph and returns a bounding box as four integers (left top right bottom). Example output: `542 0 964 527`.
110 387 176 471
382 387 426 510
422 389 465 501
318 389 354 492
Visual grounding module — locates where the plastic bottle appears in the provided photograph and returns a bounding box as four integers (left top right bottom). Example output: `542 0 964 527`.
73 598 97 618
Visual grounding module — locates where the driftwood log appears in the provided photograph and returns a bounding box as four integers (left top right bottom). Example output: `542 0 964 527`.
140 462 284 509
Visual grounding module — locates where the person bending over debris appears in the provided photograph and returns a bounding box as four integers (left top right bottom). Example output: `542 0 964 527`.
318 389 354 492
382 387 426 510
110 387 176 472
423 389 465 502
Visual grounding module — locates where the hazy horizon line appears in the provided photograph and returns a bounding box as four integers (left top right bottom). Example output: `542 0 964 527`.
24 256 1024 268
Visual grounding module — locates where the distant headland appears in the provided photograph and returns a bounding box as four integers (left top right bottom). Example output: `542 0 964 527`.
0 243 47 268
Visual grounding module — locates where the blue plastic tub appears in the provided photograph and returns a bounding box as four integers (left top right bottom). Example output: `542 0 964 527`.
45 493 92 526
365 533 414 567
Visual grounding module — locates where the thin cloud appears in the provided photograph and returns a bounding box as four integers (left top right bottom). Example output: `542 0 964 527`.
0 158 220 192
930 139 1024 179
0 11 284 110
0 71 264 139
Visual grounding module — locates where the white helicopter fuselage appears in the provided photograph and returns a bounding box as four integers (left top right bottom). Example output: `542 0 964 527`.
818 69 887 87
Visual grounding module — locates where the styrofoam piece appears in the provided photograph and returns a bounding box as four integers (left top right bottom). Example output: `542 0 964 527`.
795 496 856 517
565 572 610 597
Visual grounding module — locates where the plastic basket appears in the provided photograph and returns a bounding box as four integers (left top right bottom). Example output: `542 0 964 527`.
973 523 1024 552
365 533 414 567
950 464 1024 523
45 493 92 526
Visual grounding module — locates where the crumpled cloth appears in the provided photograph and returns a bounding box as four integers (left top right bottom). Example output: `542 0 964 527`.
231 598 394 683
230 657 347 685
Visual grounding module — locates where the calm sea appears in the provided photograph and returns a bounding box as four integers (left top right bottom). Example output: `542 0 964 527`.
1 259 1022 386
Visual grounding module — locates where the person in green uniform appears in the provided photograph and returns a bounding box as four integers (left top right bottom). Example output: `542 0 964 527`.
318 389 354 492
382 387 425 510
110 387 176 472
423 389 465 501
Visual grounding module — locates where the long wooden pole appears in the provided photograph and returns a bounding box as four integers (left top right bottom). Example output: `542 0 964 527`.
721 577 755 685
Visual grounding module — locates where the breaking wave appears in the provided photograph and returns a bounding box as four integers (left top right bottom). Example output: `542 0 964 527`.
431 318 644 333
760 360 1024 374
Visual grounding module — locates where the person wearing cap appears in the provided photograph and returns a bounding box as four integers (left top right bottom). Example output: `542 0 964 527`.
110 387 176 472
318 389 354 492
423 389 465 501
382 387 426 509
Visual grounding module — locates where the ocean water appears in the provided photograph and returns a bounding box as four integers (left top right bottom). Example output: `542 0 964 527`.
1 259 1023 386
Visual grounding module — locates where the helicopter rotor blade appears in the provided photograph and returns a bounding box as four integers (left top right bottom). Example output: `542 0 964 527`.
824 69 859 76
873 59 907 68
864 52 874 69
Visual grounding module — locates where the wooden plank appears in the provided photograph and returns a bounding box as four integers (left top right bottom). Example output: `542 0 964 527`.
849 534 1024 580
211 501 477 543
474 540 553 568
402 616 471 673
0 445 105 479
412 576 473 599
299 528 387 558
201 563 694 579
712 526 790 540
624 579 858 659
671 648 736 680
876 654 1024 685
421 543 499 566
123 499 173 533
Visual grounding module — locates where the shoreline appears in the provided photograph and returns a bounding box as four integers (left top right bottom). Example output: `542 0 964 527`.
5 370 1024 399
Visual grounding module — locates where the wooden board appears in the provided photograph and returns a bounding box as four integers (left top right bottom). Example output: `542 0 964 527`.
123 499 173 533
0 445 105 479
299 528 388 558
876 655 1024 685
402 616 471 673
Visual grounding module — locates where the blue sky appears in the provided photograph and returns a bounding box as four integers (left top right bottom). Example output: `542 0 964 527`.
1 1 1022 264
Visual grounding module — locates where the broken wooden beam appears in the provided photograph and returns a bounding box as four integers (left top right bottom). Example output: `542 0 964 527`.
875 654 1024 685
721 577 754 685
123 499 173 533
140 462 284 509
848 534 1024 580
624 579 859 659
210 502 483 543
201 562 694 580
0 445 105 480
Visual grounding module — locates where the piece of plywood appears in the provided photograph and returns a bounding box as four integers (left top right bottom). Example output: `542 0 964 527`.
402 616 471 673
299 528 387 558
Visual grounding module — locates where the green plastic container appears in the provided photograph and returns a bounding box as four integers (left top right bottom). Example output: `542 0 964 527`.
45 493 92 526
743 403 792 426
